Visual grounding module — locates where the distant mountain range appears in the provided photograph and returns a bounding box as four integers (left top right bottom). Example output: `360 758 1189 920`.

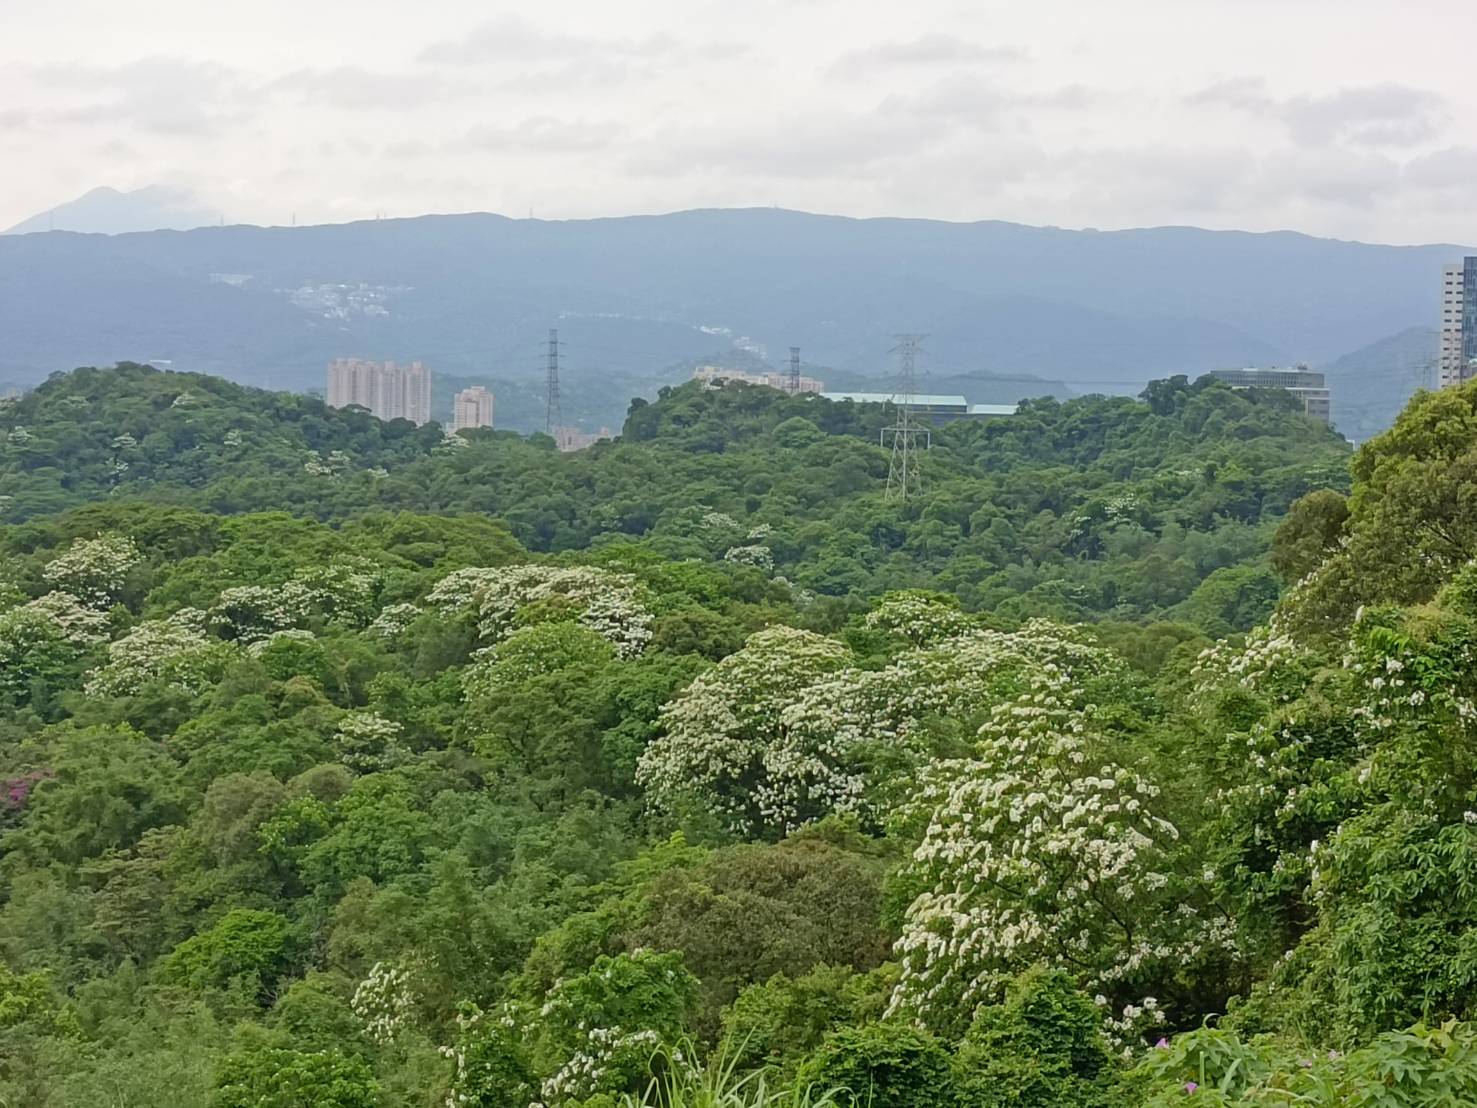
1320 326 1438 444
3 185 221 236
0 206 1466 434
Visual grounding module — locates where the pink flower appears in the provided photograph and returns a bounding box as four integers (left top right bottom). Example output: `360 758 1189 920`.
1185 1082 1198 1094
1155 1038 1170 1050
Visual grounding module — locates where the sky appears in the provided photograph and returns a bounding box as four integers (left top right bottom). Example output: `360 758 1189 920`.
3 0 1476 244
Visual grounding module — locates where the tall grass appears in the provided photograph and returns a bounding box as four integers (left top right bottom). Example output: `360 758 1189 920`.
619 1044 844 1108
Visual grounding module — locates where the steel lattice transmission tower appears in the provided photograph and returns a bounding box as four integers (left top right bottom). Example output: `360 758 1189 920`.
883 334 930 501
788 346 802 393
545 328 562 436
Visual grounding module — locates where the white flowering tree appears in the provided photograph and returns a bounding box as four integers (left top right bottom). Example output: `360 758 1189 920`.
351 961 417 1045
636 624 853 835
426 564 653 658
889 671 1232 1039
0 592 110 702
207 558 383 641
42 532 142 608
84 609 237 698
640 611 1126 838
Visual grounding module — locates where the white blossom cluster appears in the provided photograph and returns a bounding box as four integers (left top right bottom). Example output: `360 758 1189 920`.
723 544 774 571
16 591 112 644
84 609 235 697
888 667 1227 1033
699 511 739 531
351 961 417 1045
303 449 352 477
334 711 411 772
369 602 422 638
1192 614 1310 701
42 532 142 608
864 592 972 645
209 582 320 640
208 558 382 641
636 624 853 835
538 1026 660 1105
640 613 1119 838
426 564 653 657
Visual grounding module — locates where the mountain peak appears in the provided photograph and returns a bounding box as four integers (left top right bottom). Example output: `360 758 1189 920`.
3 184 221 236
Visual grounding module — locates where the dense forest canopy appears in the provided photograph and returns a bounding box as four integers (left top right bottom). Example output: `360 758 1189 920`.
9 364 1477 1106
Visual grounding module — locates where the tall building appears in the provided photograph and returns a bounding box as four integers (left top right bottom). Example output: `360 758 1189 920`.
326 359 432 425
1440 258 1477 389
450 386 495 432
1208 366 1331 423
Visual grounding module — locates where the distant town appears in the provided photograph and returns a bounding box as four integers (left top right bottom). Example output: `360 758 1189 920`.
303 253 1477 445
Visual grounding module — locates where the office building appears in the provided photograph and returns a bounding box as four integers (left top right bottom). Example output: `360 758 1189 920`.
326 359 432 425
1207 366 1331 423
1440 258 1477 389
450 386 495 432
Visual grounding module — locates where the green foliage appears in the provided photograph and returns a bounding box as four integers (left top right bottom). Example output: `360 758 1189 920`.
797 1022 955 1108
211 1045 379 1108
953 968 1117 1108
162 909 294 996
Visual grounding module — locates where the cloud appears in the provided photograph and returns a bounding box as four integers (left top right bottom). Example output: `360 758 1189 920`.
30 57 246 136
1189 78 1449 148
419 16 676 66
630 108 953 178
830 34 1022 78
1405 146 1477 190
462 117 625 154
268 67 472 110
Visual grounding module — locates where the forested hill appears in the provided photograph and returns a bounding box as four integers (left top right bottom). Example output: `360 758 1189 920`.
1 363 1348 633
13 363 1477 1104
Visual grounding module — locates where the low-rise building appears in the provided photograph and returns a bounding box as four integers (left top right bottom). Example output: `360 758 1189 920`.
692 365 825 394
1206 366 1331 423
821 392 1017 426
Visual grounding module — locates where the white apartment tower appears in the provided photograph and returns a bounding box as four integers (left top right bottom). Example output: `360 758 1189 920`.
326 359 432 425
450 386 495 432
1440 259 1477 389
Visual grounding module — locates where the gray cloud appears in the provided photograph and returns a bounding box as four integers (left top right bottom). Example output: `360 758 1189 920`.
1405 146 1477 190
830 34 1022 78
268 67 472 110
419 16 676 66
31 57 245 136
1190 78 1449 148
463 116 625 153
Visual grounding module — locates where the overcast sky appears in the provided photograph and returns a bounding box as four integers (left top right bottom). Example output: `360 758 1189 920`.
4 0 1475 244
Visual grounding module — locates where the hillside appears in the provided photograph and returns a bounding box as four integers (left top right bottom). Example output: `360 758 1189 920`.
0 363 1349 632
6 367 1477 1105
1320 324 1438 442
0 209 1465 404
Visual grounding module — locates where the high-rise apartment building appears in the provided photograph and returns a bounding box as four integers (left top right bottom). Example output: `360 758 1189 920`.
1440 258 1477 389
326 359 432 425
450 386 495 432
1208 366 1332 423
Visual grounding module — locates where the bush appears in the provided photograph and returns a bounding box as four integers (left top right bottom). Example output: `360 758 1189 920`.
797 1023 954 1108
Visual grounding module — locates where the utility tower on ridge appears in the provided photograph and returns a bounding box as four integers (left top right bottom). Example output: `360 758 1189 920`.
883 334 929 501
789 347 802 393
546 328 562 436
